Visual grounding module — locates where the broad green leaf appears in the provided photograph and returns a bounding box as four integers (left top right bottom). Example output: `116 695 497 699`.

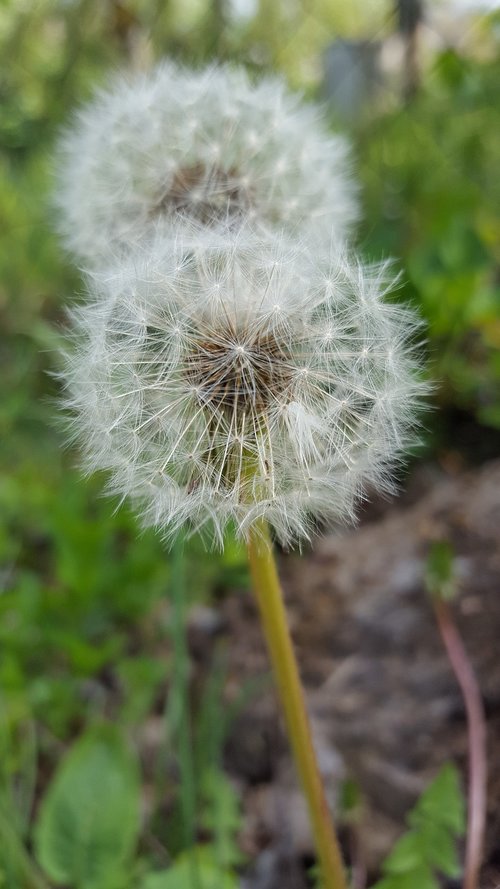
34 725 140 888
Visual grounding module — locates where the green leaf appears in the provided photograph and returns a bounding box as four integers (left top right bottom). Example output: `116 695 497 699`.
373 865 439 889
382 831 423 873
415 820 462 878
34 725 140 889
142 846 238 889
410 763 465 834
372 765 465 889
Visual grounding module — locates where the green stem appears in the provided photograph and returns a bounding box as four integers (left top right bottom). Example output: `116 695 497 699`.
247 520 347 889
168 535 201 889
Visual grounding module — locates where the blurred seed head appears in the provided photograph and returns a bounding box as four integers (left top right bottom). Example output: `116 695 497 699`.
54 61 358 265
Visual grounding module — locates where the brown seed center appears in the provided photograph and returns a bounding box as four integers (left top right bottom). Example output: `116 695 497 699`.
153 163 251 224
186 330 292 413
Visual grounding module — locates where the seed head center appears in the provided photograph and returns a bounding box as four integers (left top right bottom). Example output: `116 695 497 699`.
153 163 251 224
186 328 292 413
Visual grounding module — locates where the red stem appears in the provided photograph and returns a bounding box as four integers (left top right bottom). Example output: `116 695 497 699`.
433 599 487 889
348 824 367 889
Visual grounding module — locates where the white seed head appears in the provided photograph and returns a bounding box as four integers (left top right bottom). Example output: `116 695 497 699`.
54 61 358 265
60 229 426 547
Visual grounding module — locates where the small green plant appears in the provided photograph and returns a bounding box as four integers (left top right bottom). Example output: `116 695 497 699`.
425 540 457 602
200 769 245 871
372 764 466 889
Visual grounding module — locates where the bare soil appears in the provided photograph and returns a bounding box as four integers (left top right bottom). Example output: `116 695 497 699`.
193 459 500 888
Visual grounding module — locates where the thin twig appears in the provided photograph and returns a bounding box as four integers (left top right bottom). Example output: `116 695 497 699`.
433 598 487 889
348 823 367 889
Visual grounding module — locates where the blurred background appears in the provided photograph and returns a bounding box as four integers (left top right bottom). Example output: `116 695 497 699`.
1 1 500 887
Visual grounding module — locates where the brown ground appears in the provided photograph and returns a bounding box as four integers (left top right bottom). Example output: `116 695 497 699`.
189 459 500 888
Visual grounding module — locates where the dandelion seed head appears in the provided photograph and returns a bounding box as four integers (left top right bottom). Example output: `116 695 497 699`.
61 230 426 546
54 61 358 265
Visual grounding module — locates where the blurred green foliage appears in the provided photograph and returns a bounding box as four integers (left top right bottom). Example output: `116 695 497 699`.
0 0 499 885
359 39 500 431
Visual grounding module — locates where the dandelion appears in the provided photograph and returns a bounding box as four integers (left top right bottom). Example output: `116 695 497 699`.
57 63 427 889
61 228 424 549
54 61 358 265
60 225 425 889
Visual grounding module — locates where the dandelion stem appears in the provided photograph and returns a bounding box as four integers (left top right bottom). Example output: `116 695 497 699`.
247 520 347 889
